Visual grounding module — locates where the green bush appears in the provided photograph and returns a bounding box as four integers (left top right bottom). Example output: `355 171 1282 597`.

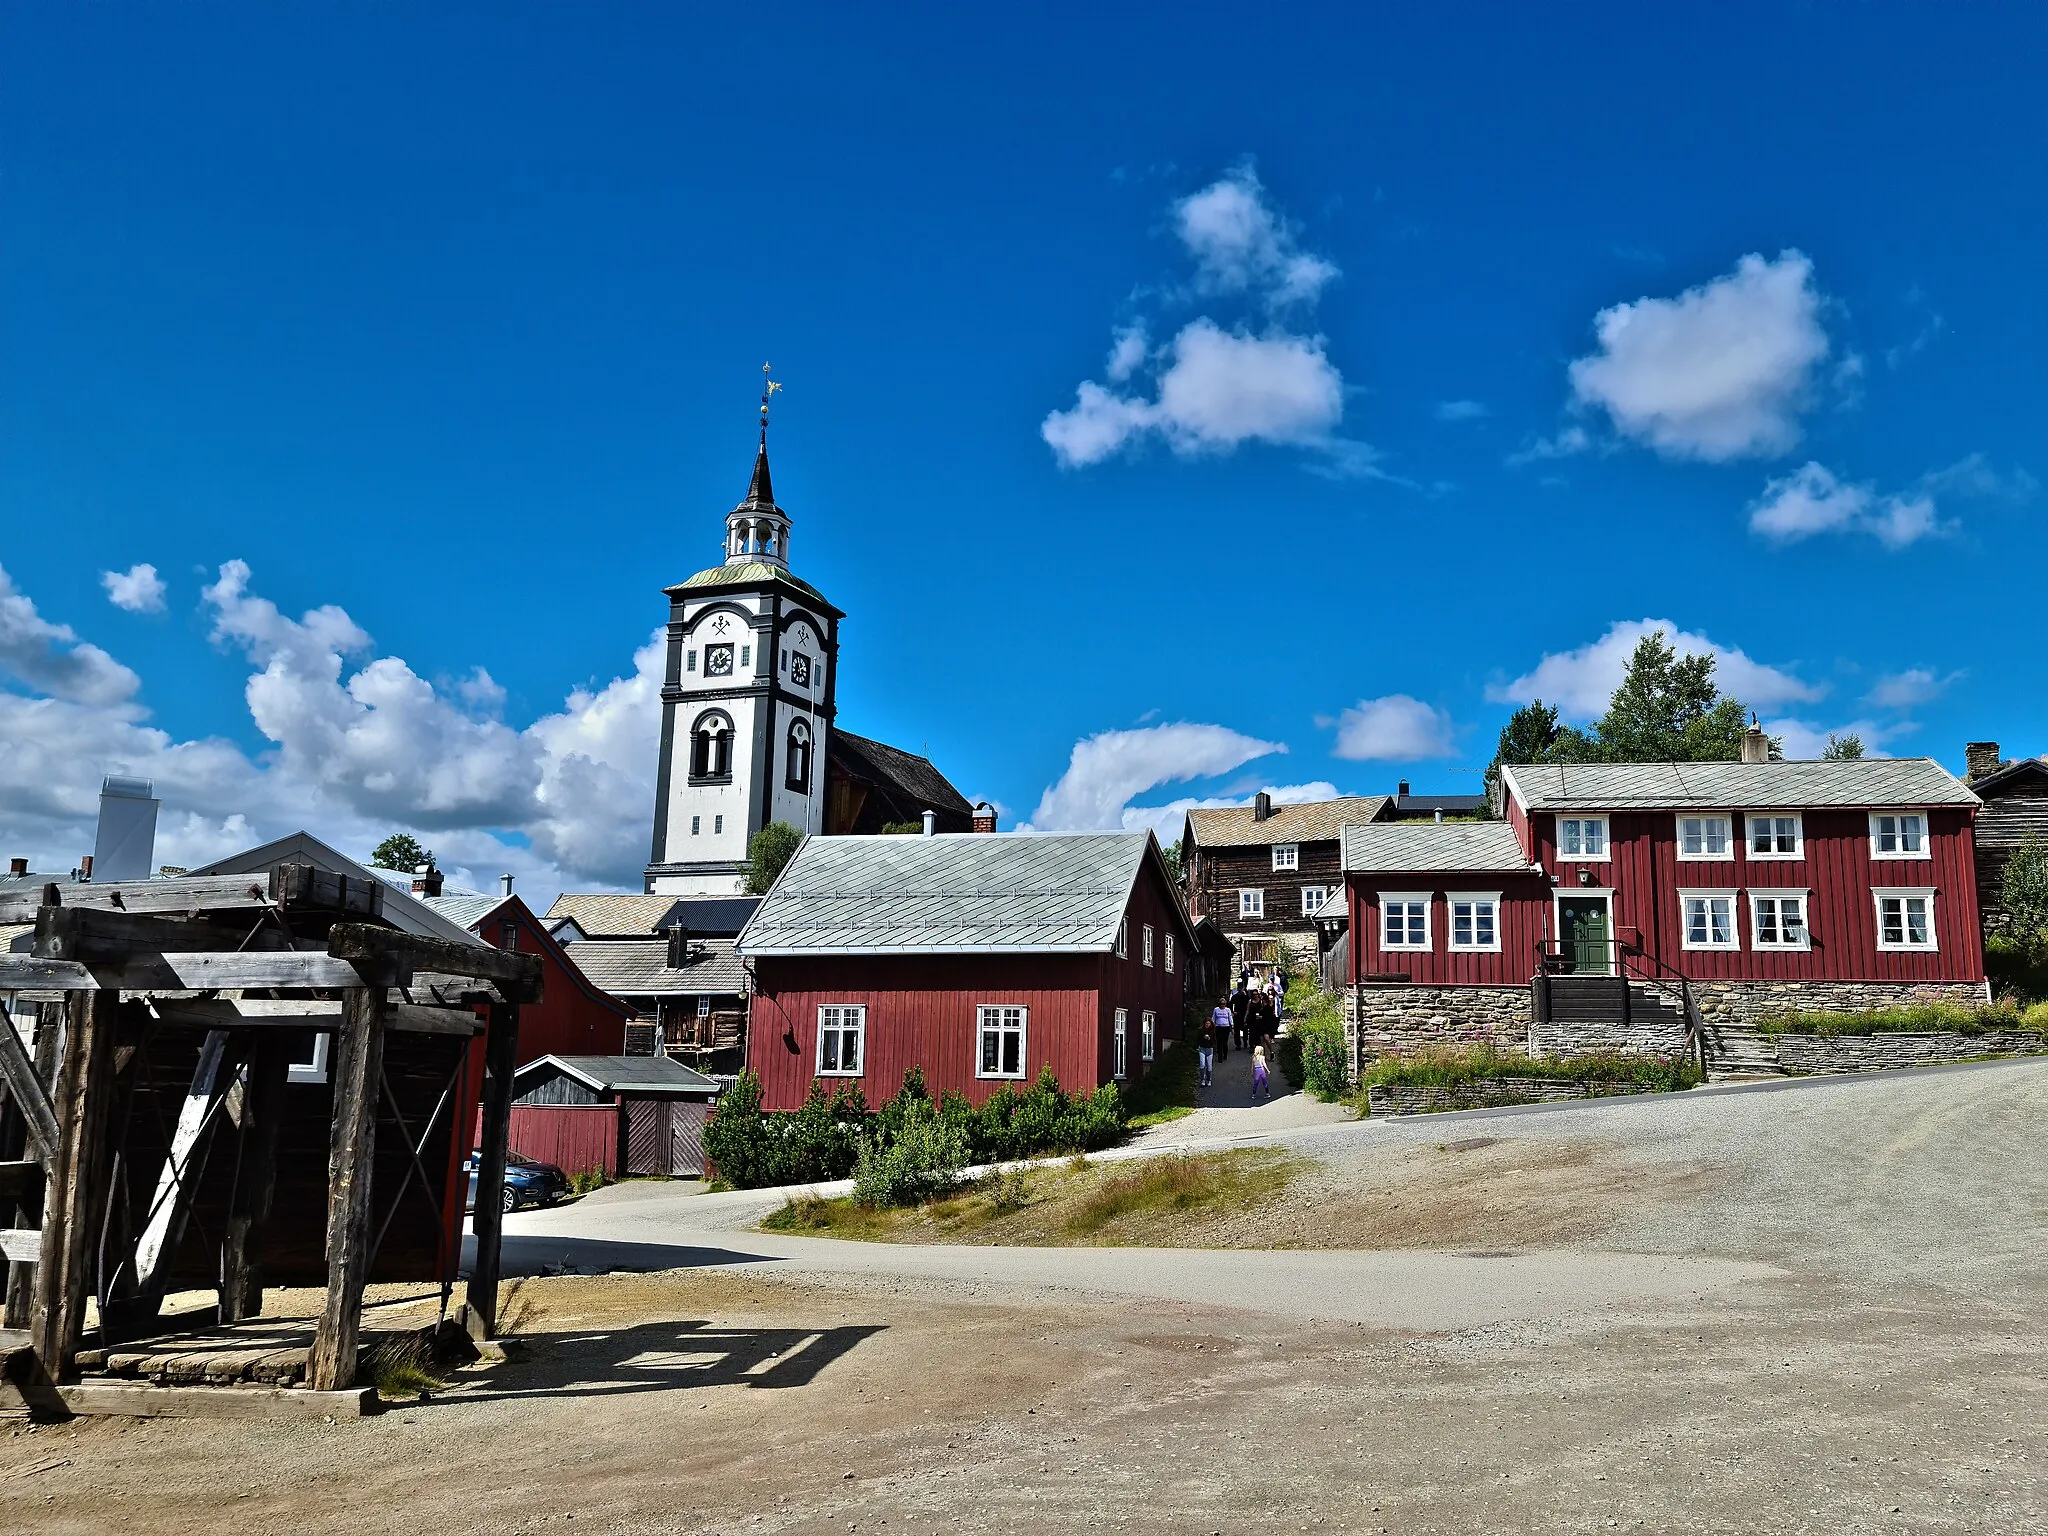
1986 934 2048 1005
852 1100 969 1207
1285 982 1350 1099
702 1070 778 1188
1755 1000 2048 1037
1360 1044 1700 1094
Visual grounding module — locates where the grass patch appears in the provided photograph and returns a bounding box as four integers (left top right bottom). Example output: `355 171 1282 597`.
568 1169 609 1196
1756 1000 2048 1037
362 1332 450 1401
1062 1151 1294 1236
1357 1044 1700 1106
1121 1039 1198 1129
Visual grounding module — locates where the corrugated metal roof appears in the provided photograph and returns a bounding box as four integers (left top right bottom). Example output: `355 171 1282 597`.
543 894 680 938
422 894 508 932
737 832 1160 955
516 1054 722 1094
564 937 747 996
1500 758 1979 812
1342 821 1534 874
1311 887 1349 921
1186 796 1392 847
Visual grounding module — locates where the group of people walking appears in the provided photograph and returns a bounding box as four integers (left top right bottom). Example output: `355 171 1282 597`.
1196 966 1288 1102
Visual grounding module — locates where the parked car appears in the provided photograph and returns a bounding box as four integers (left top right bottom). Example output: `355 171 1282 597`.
463 1150 569 1214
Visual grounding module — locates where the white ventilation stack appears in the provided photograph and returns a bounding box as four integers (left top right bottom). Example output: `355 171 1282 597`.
92 776 160 883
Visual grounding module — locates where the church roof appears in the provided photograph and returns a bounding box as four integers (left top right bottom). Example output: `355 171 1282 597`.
665 561 842 615
738 436 775 510
830 730 974 816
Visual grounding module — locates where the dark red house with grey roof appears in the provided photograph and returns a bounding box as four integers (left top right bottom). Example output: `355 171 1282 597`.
736 830 1196 1110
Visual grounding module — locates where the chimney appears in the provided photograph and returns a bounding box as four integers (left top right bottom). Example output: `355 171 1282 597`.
922 810 937 836
1740 717 1771 766
92 775 159 883
971 801 997 834
7 858 25 878
1398 780 1411 798
410 863 444 898
1966 741 2003 782
500 873 515 896
79 854 95 882
1253 792 1272 823
666 924 691 968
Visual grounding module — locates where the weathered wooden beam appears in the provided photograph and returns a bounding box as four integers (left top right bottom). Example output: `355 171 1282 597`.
145 997 480 1036
30 990 119 1379
327 923 541 1004
33 905 289 963
55 1379 376 1419
0 1338 71 1421
0 875 274 927
268 862 385 919
306 987 386 1392
2 1016 56 1330
0 1229 37 1262
219 1037 289 1323
0 951 404 994
0 1018 58 1164
464 1000 521 1337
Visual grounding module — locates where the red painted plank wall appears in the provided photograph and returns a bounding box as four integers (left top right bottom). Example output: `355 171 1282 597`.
1099 866 1196 1061
1535 806 1984 983
504 922 631 1065
504 1103 622 1179
1346 872 1552 986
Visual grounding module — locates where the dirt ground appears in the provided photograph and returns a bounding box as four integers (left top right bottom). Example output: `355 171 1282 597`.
5 1065 2044 1533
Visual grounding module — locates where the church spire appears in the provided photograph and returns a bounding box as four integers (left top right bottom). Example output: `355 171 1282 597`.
725 363 791 568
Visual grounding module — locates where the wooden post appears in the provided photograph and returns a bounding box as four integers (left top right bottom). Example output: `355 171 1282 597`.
2 1005 52 1328
464 1000 520 1338
29 990 118 1378
219 1034 291 1323
306 987 386 1392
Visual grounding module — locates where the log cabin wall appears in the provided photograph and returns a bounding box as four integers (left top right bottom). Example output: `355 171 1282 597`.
1973 765 2048 927
1189 839 1345 956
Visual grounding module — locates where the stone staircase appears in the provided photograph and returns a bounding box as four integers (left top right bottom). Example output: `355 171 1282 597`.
1699 1018 1784 1080
1531 975 1691 1055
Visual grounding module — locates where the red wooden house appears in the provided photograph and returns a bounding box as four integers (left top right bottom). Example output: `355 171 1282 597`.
425 892 632 1064
736 830 1195 1110
1339 742 1988 1063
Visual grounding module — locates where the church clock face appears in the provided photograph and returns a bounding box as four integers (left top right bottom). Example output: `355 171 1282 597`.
704 644 734 678
789 653 812 686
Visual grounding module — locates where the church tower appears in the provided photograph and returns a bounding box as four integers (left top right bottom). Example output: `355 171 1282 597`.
645 373 842 895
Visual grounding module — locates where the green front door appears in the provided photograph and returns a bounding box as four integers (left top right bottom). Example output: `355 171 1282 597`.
1557 897 1612 974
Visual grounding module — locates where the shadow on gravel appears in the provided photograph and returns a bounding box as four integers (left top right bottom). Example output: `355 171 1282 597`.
458 1318 885 1403
469 1234 788 1278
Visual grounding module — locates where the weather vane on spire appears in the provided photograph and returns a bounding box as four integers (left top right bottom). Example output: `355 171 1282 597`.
760 361 783 433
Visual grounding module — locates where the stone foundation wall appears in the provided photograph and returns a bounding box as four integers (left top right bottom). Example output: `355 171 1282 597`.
1365 1078 1663 1115
1528 1019 1689 1058
1772 1029 2047 1074
1348 984 1531 1077
1690 978 1991 1025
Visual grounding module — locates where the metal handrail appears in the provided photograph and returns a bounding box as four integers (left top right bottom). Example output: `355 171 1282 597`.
1531 937 1707 1076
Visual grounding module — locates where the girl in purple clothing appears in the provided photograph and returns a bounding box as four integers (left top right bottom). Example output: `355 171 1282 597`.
1251 1041 1270 1102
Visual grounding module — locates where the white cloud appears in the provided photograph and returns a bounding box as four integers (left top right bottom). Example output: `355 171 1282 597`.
1747 462 1942 548
1864 668 1959 710
1175 166 1339 309
1027 721 1283 831
1505 425 1590 466
1564 251 1831 461
0 563 141 706
1043 165 1360 473
1435 400 1488 422
1490 618 1824 721
1114 781 1341 843
1330 695 1458 761
101 563 168 614
1043 321 1343 467
0 562 670 909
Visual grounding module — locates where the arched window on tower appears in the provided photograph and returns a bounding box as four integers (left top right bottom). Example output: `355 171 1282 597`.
690 711 733 783
786 719 812 793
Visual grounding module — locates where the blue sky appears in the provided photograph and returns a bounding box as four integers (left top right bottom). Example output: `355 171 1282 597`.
2 4 2043 903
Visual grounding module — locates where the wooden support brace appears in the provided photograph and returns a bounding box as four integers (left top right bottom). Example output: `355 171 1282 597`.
0 874 274 926
327 923 542 1004
0 1016 58 1164
29 990 119 1379
33 905 291 962
268 862 385 919
306 987 386 1392
220 1035 290 1324
464 1001 521 1337
0 950 405 993
3 1015 57 1330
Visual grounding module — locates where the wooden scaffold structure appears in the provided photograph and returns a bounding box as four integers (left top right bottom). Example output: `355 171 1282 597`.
0 864 541 1418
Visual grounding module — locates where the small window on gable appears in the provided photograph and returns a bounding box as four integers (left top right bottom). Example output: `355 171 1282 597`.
1558 816 1609 860
1116 918 1128 958
1238 889 1264 919
1142 924 1155 966
1164 934 1175 973
1870 812 1930 859
1748 813 1803 858
1676 815 1733 860
1272 843 1299 872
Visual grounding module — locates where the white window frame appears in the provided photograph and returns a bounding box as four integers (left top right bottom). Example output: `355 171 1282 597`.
1872 887 1938 951
1446 891 1502 953
1678 889 1741 952
1745 812 1804 860
1238 889 1264 919
1142 924 1155 967
1299 885 1328 919
1556 815 1611 862
288 1032 332 1086
817 1004 866 1076
1140 1010 1156 1062
1674 813 1735 862
1749 889 1812 951
1116 917 1128 958
977 1004 1029 1079
1271 842 1299 872
1379 891 1431 951
1113 1008 1128 1080
1163 934 1175 973
1869 811 1932 861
